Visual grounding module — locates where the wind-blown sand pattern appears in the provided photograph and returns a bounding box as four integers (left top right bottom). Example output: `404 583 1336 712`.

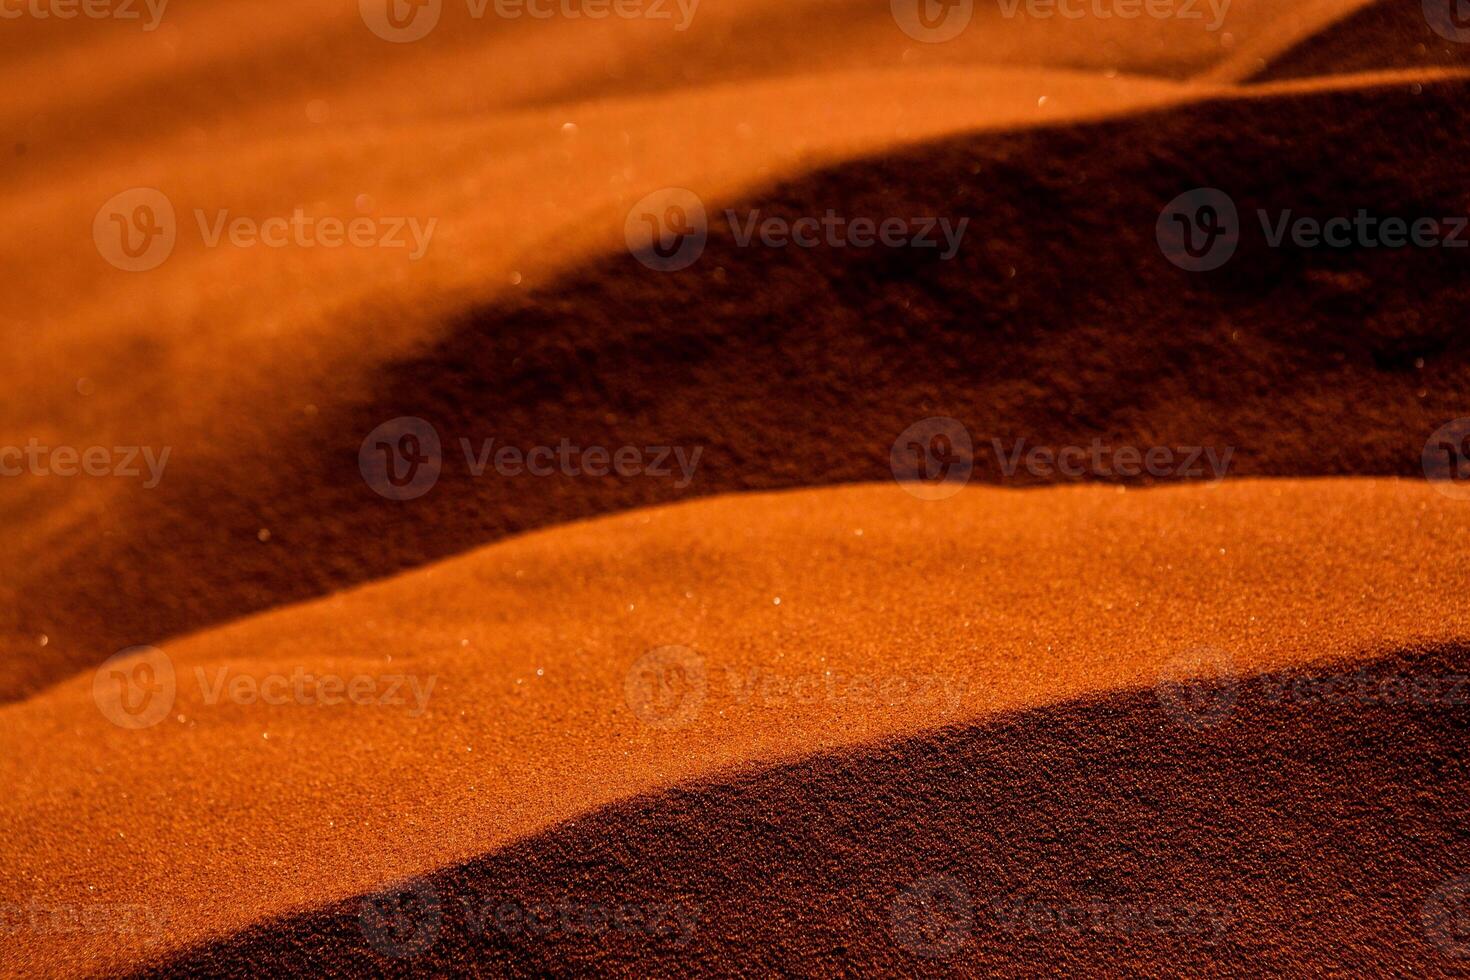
4 0 1470 975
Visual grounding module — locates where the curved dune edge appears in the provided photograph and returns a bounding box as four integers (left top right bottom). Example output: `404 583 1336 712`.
136 644 1470 976
1196 0 1378 82
6 71 1468 699
1235 0 1470 83
1 0 1309 179
3 479 1470 975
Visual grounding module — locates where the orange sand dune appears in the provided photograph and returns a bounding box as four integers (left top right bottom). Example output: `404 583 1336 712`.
2 479 1468 976
5 70 1467 699
1238 0 1470 81
144 645 1470 976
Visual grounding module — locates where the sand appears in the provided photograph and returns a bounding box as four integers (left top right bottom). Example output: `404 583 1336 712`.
5 0 1470 975
7 66 1470 698
5 479 1470 975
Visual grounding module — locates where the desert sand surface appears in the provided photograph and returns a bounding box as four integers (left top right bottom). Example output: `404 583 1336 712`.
4 0 1470 975
5 479 1470 976
6 66 1470 698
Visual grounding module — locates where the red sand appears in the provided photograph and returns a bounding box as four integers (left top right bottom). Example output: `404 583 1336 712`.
5 1 1470 975
5 480 1470 975
6 70 1470 697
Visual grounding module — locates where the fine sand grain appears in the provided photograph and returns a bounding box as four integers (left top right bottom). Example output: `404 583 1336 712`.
3 480 1468 975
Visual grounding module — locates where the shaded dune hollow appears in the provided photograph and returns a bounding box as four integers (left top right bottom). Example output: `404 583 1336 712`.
8 74 1470 699
1245 0 1470 82
138 645 1470 978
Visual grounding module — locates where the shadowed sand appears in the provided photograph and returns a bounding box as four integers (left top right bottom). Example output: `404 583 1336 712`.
5 72 1468 698
2 480 1469 975
1238 0 1470 82
135 645 1470 977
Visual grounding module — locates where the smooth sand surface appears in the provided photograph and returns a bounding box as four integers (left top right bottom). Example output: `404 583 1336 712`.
5 66 1468 699
4 479 1469 975
6 0 1470 974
